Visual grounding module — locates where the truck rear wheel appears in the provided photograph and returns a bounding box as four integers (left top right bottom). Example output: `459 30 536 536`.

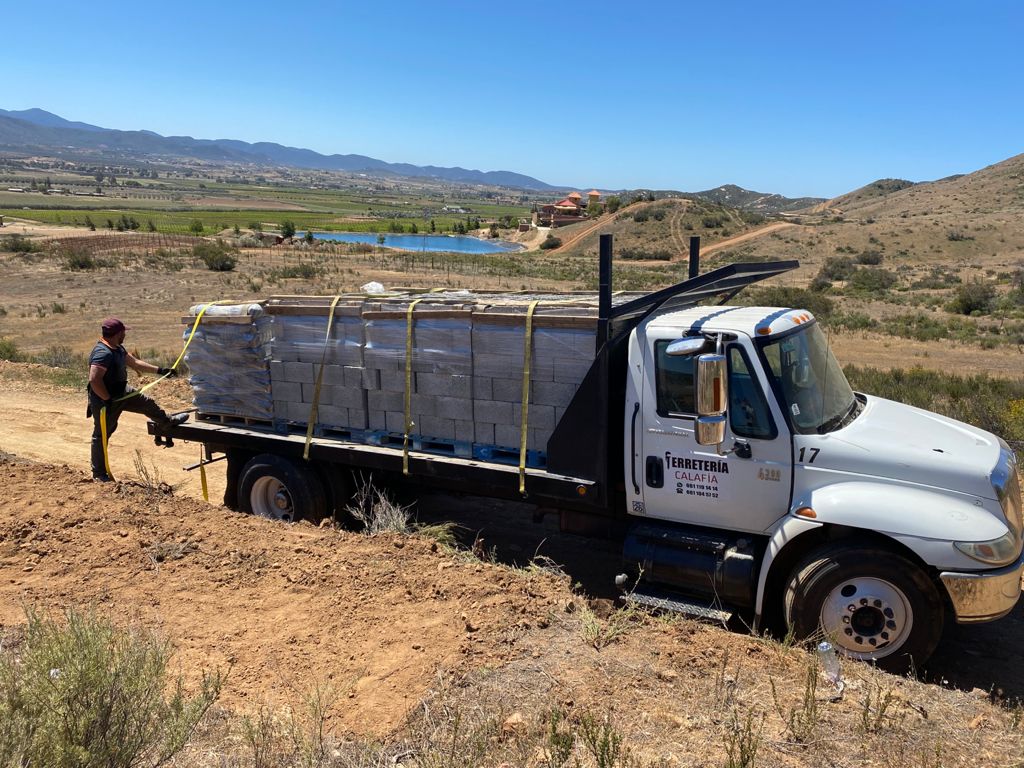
238 454 326 523
784 543 943 673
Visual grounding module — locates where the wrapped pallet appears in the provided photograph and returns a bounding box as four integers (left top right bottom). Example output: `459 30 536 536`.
185 291 602 467
184 303 273 421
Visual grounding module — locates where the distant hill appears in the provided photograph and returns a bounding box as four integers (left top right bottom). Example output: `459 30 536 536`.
692 184 825 213
820 155 1024 219
0 108 559 191
813 178 917 213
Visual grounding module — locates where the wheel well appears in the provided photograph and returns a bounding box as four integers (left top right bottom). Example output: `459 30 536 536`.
759 524 940 635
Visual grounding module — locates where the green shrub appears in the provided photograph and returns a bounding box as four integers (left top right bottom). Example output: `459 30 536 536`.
632 210 649 223
269 263 320 280
856 250 884 265
0 337 21 361
817 256 856 282
889 313 949 342
539 234 562 250
742 287 834 319
948 280 995 315
0 606 221 767
61 248 98 271
618 247 672 261
0 234 40 253
827 312 879 332
848 268 897 293
194 241 237 271
702 216 725 228
947 229 974 242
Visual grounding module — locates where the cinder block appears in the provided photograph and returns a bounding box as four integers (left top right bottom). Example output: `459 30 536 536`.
368 410 387 431
473 400 514 426
417 415 455 440
346 408 364 427
513 403 556 431
319 364 345 387
532 380 578 408
272 381 302 402
491 377 523 403
273 400 290 420
472 376 492 400
385 411 407 433
379 371 409 393
455 419 475 442
269 360 286 381
331 386 366 409
416 372 472 399
474 422 494 445
494 424 522 448
284 361 315 384
287 401 311 423
473 352 522 378
367 391 405 412
317 404 348 426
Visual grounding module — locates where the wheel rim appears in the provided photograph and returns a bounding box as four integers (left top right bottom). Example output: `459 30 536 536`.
820 577 913 660
250 476 295 522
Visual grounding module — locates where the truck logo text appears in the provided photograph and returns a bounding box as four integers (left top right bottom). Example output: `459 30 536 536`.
664 453 729 474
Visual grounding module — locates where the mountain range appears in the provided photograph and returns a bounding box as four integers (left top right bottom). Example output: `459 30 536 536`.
0 108 823 210
0 108 559 191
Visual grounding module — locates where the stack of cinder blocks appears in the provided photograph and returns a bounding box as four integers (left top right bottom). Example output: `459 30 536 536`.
267 305 368 431
190 293 599 465
184 303 273 420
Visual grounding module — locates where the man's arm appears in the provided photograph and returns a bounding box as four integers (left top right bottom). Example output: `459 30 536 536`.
126 352 174 377
88 365 111 401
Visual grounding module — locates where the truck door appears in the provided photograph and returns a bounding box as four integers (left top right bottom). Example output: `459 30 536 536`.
639 337 792 533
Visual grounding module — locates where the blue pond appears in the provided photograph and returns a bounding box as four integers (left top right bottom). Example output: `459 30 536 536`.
310 232 524 254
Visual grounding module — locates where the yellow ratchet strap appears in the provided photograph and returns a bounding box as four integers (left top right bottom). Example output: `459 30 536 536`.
518 301 539 495
402 298 424 475
100 405 114 481
304 295 343 460
199 446 209 502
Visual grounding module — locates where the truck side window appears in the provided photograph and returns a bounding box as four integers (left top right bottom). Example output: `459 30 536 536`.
654 340 695 417
728 346 776 439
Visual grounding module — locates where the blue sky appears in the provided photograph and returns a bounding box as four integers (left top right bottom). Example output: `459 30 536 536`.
3 1 1021 197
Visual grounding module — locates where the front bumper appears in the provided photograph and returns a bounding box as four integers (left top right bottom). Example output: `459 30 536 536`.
940 548 1024 624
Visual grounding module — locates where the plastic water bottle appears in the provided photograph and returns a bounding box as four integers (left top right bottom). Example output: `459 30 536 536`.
817 641 842 685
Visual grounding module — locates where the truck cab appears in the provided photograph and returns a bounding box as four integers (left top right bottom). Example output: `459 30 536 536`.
623 305 1023 670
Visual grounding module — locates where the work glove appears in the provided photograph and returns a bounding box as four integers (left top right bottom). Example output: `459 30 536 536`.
157 367 177 377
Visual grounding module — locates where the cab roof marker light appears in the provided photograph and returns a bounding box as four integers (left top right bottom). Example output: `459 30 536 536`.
756 327 771 335
795 506 817 519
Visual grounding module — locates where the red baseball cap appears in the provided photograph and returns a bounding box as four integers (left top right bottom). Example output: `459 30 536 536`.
101 317 131 336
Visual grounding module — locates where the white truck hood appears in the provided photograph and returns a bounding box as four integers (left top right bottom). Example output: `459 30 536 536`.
816 395 1000 500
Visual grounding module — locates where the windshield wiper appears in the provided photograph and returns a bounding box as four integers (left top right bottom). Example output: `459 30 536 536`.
817 398 860 434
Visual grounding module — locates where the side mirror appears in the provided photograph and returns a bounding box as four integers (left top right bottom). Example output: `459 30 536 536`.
665 337 707 356
695 353 727 446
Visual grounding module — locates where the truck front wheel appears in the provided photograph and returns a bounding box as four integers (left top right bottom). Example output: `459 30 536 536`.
238 454 326 523
784 544 944 673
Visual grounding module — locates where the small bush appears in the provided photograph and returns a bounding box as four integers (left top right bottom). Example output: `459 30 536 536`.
618 247 672 261
0 338 21 361
62 249 98 271
848 268 897 293
194 241 237 271
948 280 995 315
539 234 562 250
0 606 221 767
0 234 40 253
742 287 834 319
889 313 949 342
702 216 725 228
33 345 86 369
269 263 320 280
947 229 974 242
817 256 856 282
856 250 884 265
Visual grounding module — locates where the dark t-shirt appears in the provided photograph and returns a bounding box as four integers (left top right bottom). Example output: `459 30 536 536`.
89 340 128 398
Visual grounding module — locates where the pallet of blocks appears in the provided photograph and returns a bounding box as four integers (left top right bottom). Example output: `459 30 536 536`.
261 292 599 467
183 303 274 423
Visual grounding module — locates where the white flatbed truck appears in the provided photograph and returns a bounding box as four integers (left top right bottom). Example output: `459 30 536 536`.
154 235 1023 671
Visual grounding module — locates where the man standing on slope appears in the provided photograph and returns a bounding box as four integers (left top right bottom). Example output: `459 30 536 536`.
87 317 188 482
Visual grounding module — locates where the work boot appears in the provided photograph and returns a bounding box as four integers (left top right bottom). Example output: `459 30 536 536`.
92 474 112 483
167 412 190 426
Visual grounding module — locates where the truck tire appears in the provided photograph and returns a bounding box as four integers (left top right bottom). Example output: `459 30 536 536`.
238 454 326 523
784 543 943 673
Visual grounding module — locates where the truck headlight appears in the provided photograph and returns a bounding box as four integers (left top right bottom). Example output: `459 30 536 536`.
954 531 1019 566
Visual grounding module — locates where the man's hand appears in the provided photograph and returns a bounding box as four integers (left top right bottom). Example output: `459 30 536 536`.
157 367 177 377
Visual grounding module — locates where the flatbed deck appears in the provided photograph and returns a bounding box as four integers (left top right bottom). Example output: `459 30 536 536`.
151 419 606 512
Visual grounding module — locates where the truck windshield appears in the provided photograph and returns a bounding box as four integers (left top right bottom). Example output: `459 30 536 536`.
760 323 858 434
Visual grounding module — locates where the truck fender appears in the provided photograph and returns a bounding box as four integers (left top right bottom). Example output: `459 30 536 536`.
795 481 1004 571
753 516 823 627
